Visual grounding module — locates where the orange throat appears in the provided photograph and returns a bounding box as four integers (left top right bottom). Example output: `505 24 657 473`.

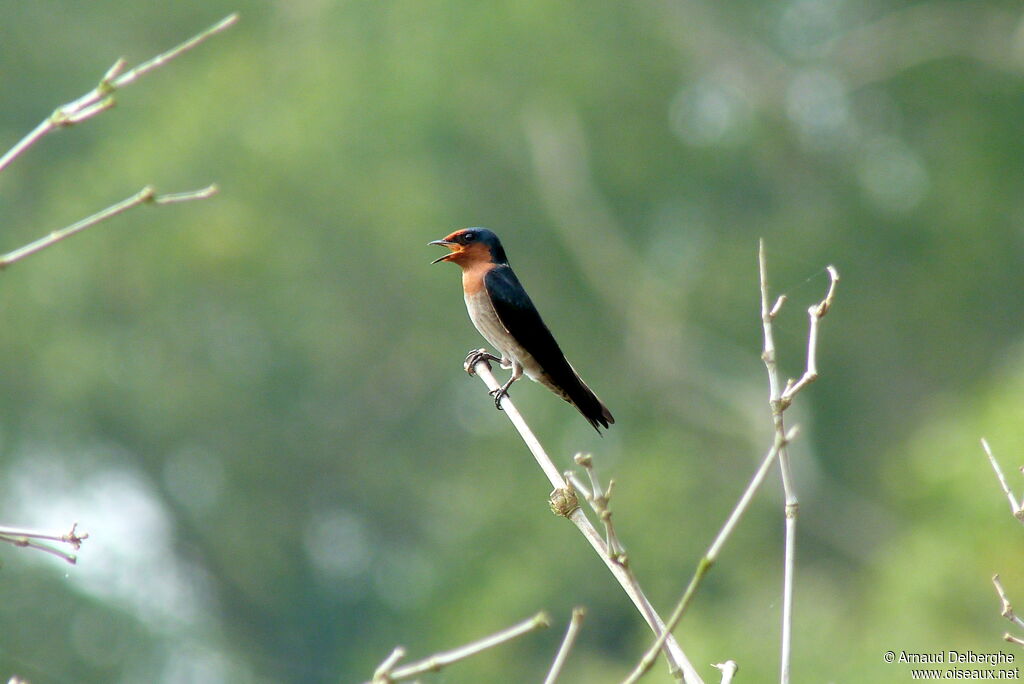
461 262 491 295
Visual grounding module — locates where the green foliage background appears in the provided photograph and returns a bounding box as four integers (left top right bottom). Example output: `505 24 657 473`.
2 2 1024 682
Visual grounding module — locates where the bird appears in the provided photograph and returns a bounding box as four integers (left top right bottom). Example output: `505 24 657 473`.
430 227 614 433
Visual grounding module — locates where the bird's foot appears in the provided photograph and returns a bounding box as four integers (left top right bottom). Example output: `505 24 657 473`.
488 385 511 410
464 349 501 375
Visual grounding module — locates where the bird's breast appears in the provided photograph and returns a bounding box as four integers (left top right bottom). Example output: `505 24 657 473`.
463 289 543 378
464 289 511 352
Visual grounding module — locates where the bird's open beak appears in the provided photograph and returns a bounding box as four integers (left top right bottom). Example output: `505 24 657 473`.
429 239 460 264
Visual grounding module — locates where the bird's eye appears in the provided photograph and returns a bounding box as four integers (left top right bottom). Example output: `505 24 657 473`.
462 232 475 242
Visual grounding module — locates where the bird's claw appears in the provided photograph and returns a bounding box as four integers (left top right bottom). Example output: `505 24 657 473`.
489 386 510 410
464 349 501 375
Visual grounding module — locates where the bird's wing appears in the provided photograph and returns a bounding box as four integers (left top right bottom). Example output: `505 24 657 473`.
484 265 614 431
484 265 567 370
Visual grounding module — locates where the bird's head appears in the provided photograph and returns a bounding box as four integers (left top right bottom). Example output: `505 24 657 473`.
429 227 508 267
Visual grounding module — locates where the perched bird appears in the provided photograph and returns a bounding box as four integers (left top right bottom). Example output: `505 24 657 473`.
430 227 614 433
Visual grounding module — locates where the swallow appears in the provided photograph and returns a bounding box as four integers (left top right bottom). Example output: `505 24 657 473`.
430 227 614 433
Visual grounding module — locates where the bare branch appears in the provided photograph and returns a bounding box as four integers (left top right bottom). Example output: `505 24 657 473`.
574 453 626 562
371 647 406 682
982 439 1024 522
622 426 798 684
468 356 703 684
368 612 550 683
112 14 239 90
758 240 837 684
0 14 238 175
544 607 586 684
0 522 88 565
993 575 1024 633
758 240 784 401
0 19 230 574
0 185 218 270
780 264 839 405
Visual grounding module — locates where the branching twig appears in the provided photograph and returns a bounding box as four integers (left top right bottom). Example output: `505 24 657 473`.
544 607 586 684
0 522 88 565
0 14 239 175
993 575 1024 632
778 264 839 408
0 18 232 569
982 439 1024 522
0 14 233 270
622 426 798 684
573 453 626 563
371 647 406 682
0 185 218 270
468 355 703 684
367 612 550 683
627 245 836 684
993 574 1024 650
759 240 838 684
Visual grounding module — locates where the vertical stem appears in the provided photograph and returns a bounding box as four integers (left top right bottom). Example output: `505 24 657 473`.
759 240 797 684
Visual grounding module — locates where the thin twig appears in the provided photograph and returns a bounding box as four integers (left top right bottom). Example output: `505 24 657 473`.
993 575 1024 632
982 439 1024 521
996 574 1024 645
627 245 835 684
371 647 406 682
0 185 218 270
758 240 838 684
622 426 797 684
0 14 239 175
779 264 838 406
0 522 88 565
367 612 550 683
565 472 593 501
544 607 586 684
986 443 1024 646
574 453 626 562
0 19 230 573
469 356 703 684
712 661 739 684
